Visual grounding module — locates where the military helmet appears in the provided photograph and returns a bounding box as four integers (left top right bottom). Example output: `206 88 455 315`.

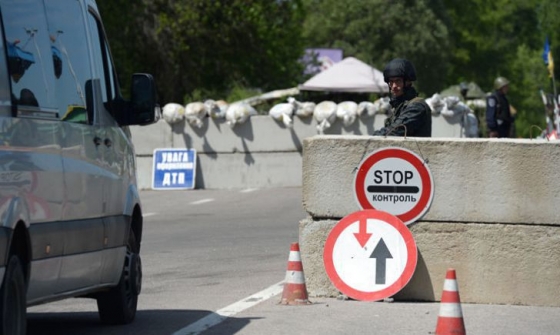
383 58 417 82
494 76 510 90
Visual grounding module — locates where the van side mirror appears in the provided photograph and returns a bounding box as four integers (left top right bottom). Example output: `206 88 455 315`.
128 73 159 125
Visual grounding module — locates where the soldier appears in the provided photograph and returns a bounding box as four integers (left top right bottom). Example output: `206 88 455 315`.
486 77 514 138
372 58 431 137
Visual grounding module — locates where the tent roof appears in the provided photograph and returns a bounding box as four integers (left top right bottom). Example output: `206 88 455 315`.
439 82 487 99
299 57 389 93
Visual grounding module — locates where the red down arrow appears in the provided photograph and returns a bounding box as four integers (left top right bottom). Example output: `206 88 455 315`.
353 218 372 248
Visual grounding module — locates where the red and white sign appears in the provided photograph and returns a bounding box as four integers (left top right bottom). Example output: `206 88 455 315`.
323 210 417 301
354 147 434 225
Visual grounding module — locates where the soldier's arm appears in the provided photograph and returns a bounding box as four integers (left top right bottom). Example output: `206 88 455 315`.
382 103 427 136
486 96 498 131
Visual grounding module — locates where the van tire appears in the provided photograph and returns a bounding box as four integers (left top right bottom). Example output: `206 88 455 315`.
97 230 141 325
0 255 27 335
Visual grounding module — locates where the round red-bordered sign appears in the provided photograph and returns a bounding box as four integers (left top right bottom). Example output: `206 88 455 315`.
323 209 417 301
354 147 433 225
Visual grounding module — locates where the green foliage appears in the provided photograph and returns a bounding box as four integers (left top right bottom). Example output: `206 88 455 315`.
96 0 147 99
439 0 555 138
97 0 306 105
153 0 306 103
97 0 560 138
302 0 450 96
225 84 262 103
509 45 549 138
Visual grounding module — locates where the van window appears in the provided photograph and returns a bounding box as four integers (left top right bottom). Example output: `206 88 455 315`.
0 12 10 113
44 1 91 124
1 0 58 117
86 10 117 115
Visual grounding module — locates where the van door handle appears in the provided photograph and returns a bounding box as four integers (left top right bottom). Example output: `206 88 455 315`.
93 136 102 146
104 138 112 147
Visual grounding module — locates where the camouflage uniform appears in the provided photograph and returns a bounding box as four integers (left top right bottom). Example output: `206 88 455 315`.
373 86 431 137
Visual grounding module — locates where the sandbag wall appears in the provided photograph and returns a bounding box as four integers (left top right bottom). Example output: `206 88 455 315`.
130 115 463 190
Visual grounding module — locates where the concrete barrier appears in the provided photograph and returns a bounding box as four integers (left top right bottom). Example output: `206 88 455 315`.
129 114 560 306
300 136 560 307
130 113 463 189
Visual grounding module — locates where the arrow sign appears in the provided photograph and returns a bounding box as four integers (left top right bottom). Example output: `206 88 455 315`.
353 217 372 248
370 238 393 285
323 210 418 302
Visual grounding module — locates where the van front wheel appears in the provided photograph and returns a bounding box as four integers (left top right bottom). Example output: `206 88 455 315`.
0 255 27 335
97 230 142 325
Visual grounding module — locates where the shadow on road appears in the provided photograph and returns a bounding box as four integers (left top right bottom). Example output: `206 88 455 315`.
27 309 256 335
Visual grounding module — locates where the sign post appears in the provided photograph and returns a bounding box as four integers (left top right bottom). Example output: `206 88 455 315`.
152 148 196 190
354 147 434 225
323 209 417 301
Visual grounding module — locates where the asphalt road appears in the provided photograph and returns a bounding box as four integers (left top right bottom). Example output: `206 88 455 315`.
27 187 560 335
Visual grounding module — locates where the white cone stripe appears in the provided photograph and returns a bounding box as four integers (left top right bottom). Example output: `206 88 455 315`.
288 251 302 261
443 279 458 291
284 270 305 284
438 302 464 318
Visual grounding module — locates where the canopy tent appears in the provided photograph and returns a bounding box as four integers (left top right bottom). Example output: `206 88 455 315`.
299 57 389 93
439 82 487 99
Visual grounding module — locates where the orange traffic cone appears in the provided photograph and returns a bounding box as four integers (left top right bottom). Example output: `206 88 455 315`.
280 242 311 305
435 268 466 335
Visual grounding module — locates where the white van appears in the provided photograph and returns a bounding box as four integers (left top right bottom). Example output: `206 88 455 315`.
0 0 159 333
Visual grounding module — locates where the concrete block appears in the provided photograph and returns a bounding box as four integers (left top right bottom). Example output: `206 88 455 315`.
135 151 302 190
195 152 302 189
130 120 173 155
170 116 312 153
169 114 387 154
130 112 463 190
298 218 339 297
300 218 560 307
135 156 154 190
302 136 560 225
162 114 460 154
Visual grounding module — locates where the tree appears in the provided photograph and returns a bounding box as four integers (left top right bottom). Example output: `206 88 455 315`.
98 0 306 104
97 0 151 100
301 0 450 96
442 0 552 137
98 0 560 137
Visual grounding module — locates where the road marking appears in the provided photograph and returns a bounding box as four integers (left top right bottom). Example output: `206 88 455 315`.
239 188 258 193
189 198 214 205
171 281 284 335
143 212 157 217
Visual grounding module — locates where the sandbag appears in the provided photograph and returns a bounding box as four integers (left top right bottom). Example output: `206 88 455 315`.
269 102 295 127
336 101 359 126
226 102 257 128
314 101 337 134
185 102 207 128
162 103 185 124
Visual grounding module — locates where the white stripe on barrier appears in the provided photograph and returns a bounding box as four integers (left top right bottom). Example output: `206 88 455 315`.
288 251 301 262
284 270 305 284
438 302 463 318
443 279 458 292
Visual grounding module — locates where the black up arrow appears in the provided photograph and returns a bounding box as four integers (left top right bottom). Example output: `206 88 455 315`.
370 238 393 285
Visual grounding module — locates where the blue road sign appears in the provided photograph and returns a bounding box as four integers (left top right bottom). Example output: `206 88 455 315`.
152 148 196 190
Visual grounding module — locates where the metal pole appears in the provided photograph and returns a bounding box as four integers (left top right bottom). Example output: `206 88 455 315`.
552 75 560 135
